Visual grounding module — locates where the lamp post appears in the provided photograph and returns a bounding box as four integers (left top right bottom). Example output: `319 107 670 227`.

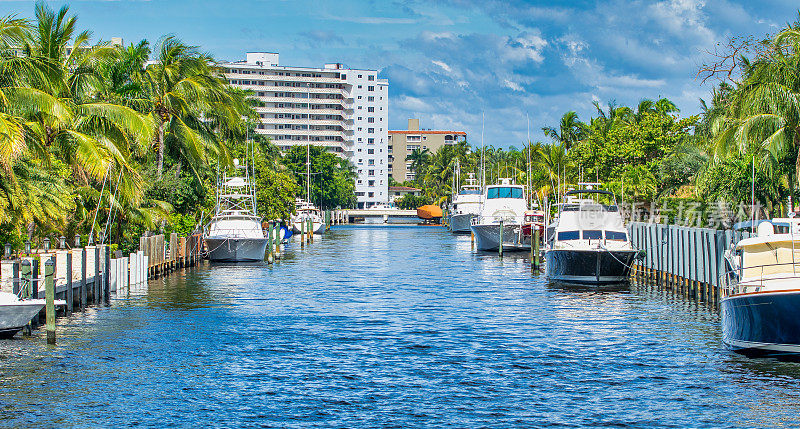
24 240 31 255
4 243 11 259
74 235 81 248
59 236 66 249
43 237 50 252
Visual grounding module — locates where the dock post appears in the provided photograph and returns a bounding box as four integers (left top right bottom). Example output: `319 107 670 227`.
20 259 31 336
65 251 73 314
94 246 100 305
274 223 281 259
308 218 313 243
80 248 87 310
532 229 540 270
267 222 274 264
300 220 305 247
44 256 55 345
104 245 111 305
499 219 504 257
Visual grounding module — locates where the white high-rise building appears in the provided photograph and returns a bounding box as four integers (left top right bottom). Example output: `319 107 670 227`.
221 52 389 208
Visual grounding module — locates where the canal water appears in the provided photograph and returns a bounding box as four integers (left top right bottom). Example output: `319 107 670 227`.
1 226 800 428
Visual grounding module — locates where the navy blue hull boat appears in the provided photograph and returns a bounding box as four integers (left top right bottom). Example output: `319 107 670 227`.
722 290 800 355
722 218 800 356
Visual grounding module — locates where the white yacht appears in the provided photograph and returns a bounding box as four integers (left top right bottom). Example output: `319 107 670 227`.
449 174 483 234
0 291 62 339
469 179 529 251
290 142 326 235
721 217 800 356
205 158 268 262
545 186 637 284
291 199 325 234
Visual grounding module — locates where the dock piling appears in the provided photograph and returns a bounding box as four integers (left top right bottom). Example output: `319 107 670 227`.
267 222 274 264
532 229 540 270
44 256 55 345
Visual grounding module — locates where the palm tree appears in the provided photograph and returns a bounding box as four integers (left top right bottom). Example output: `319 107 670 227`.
712 19 800 194
407 147 430 179
542 111 587 149
143 35 249 178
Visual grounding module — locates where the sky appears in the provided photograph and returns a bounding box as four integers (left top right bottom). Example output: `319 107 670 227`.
1 0 799 148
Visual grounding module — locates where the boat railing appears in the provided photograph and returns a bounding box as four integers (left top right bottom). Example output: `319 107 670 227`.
720 261 800 296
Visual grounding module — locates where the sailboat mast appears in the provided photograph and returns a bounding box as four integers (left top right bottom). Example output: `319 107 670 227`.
481 111 485 189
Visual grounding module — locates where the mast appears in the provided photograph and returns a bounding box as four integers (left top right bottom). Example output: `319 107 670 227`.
481 111 485 189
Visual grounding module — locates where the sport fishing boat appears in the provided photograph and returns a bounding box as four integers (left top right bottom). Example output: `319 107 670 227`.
448 174 483 234
469 179 529 251
204 157 269 262
545 186 638 284
291 198 325 234
0 291 63 339
721 217 800 356
290 142 326 235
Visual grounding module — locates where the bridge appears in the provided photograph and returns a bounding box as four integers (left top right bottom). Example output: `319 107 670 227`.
335 209 420 224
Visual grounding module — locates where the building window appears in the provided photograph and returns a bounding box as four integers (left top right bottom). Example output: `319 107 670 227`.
368 96 374 101
368 128 374 133
369 170 375 176
358 74 362 78
368 192 374 197
368 159 375 165
368 180 375 186
357 85 362 89
368 149 374 154
368 86 374 91
368 138 375 144
368 107 374 112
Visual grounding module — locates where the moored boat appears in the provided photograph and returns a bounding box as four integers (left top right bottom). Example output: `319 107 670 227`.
205 155 269 262
721 218 800 356
448 174 482 234
0 292 63 339
291 199 325 234
545 186 637 284
469 179 529 251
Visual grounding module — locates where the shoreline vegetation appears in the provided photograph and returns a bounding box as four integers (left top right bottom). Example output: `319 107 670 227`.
0 3 355 254
4 5 800 254
397 14 800 229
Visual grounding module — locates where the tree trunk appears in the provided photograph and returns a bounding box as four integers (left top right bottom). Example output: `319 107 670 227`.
157 121 165 178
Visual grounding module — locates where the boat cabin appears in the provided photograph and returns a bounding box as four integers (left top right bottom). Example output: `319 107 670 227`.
729 219 800 293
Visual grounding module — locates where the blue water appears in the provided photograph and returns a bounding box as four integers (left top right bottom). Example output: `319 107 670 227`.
2 226 800 428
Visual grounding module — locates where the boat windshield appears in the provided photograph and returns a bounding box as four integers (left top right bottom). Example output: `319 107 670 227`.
459 189 482 195
487 187 523 199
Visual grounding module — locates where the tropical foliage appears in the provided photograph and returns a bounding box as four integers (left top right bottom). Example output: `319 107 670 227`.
0 3 322 252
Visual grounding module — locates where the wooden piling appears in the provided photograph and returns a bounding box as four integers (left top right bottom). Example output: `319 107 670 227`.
267 222 274 264
65 251 73 314
80 248 87 310
532 229 540 270
274 223 281 259
44 256 55 345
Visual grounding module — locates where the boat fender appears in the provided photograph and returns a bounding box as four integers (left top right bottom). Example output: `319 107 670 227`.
635 250 647 260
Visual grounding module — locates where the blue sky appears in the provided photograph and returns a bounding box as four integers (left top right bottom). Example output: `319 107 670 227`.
2 0 799 148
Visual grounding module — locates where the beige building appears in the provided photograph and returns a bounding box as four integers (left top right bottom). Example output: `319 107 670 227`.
387 119 467 182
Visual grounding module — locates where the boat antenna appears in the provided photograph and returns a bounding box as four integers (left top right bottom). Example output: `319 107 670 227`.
751 155 756 233
481 111 485 189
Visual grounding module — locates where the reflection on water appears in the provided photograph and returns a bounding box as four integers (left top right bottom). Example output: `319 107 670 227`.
0 225 799 427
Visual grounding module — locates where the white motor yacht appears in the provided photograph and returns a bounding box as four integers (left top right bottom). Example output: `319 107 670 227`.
449 174 483 234
291 199 325 234
205 157 268 262
469 179 529 251
545 186 637 284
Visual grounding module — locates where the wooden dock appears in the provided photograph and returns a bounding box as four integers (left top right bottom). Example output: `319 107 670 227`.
628 222 752 301
0 232 204 342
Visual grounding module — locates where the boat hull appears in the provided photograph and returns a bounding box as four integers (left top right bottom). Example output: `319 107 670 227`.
722 290 800 355
0 300 47 339
291 220 325 234
545 249 635 284
470 223 529 251
450 213 477 233
205 237 268 262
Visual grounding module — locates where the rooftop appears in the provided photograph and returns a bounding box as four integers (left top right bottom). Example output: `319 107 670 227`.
389 186 422 192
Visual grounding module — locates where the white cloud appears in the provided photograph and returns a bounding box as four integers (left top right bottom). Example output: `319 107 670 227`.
432 60 452 73
503 79 523 91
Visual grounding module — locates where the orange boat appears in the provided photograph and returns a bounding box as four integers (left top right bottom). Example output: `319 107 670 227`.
416 205 443 220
